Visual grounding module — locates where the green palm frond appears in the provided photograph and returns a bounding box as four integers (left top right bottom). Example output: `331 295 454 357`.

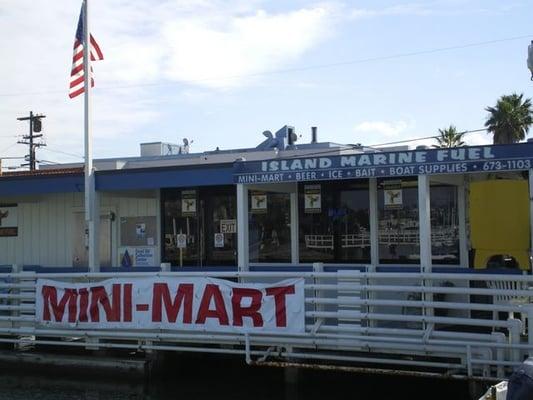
485 93 533 144
433 125 465 148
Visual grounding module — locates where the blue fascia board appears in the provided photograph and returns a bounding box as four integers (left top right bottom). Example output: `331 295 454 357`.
0 174 84 196
96 164 234 191
0 164 234 196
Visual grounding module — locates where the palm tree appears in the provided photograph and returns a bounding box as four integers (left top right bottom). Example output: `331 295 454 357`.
433 125 465 148
485 93 533 144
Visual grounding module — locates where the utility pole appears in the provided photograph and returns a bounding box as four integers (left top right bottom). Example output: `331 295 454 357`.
17 111 46 171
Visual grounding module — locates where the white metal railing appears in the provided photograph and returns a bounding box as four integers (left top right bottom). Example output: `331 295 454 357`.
1 268 533 380
305 235 334 249
305 230 457 249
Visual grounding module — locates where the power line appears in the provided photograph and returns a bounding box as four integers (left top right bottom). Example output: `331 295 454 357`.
367 128 487 147
37 159 60 165
264 128 488 161
0 143 19 155
41 147 83 159
0 34 531 97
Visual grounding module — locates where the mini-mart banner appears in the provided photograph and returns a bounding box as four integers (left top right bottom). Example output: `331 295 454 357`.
36 277 305 333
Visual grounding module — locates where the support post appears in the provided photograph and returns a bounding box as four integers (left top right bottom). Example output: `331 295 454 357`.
237 184 249 272
369 178 379 271
418 175 432 331
368 178 379 327
87 186 100 272
418 175 432 273
290 184 299 264
155 189 162 267
457 175 469 268
529 169 533 273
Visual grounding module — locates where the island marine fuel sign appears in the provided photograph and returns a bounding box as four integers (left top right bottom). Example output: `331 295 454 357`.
234 143 533 184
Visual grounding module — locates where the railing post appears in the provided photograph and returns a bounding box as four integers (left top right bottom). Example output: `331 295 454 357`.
508 318 522 363
11 264 21 344
311 262 324 334
15 266 35 350
491 332 506 378
526 304 533 357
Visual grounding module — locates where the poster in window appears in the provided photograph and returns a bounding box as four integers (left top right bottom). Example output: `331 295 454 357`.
135 247 155 267
136 223 146 239
0 204 18 237
120 216 157 246
176 234 187 249
181 190 197 216
250 192 267 214
304 185 321 214
383 180 403 209
214 233 224 248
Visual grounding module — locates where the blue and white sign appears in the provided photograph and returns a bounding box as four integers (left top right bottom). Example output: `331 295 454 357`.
234 143 533 184
135 247 155 267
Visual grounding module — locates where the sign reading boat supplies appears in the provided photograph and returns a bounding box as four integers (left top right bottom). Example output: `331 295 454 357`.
233 143 533 183
36 277 305 333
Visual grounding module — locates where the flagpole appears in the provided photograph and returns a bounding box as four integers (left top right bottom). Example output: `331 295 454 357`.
83 0 99 271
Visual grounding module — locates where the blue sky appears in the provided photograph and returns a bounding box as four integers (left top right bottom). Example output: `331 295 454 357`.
0 0 532 168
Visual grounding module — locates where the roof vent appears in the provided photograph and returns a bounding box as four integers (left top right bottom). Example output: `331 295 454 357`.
311 126 318 144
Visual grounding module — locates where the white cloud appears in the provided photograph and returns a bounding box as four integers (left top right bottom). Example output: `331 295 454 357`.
347 0 512 20
464 131 492 146
94 1 334 89
350 3 436 19
0 1 337 166
354 119 412 137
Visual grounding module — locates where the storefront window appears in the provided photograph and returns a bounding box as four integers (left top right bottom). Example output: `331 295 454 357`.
378 178 459 265
378 178 419 264
299 181 370 264
430 184 459 265
249 192 291 263
161 186 237 266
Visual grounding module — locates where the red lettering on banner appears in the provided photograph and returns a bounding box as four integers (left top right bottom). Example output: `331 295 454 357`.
124 284 132 322
79 288 89 322
265 285 295 327
196 284 229 325
90 285 121 322
232 288 263 327
152 283 194 323
42 286 78 323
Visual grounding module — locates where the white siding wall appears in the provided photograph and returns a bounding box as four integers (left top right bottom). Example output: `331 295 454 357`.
0 191 158 267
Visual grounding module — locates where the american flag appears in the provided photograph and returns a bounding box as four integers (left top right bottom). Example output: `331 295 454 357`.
69 6 104 99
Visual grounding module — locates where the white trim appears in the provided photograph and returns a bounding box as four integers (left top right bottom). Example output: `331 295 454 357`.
237 184 249 271
529 169 533 273
369 178 379 271
457 176 469 268
290 184 299 264
418 175 432 273
155 189 162 267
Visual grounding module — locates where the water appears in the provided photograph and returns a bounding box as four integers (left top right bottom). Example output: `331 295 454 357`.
0 354 477 400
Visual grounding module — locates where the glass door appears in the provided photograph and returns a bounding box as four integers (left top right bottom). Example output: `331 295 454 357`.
162 186 237 267
249 192 291 263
